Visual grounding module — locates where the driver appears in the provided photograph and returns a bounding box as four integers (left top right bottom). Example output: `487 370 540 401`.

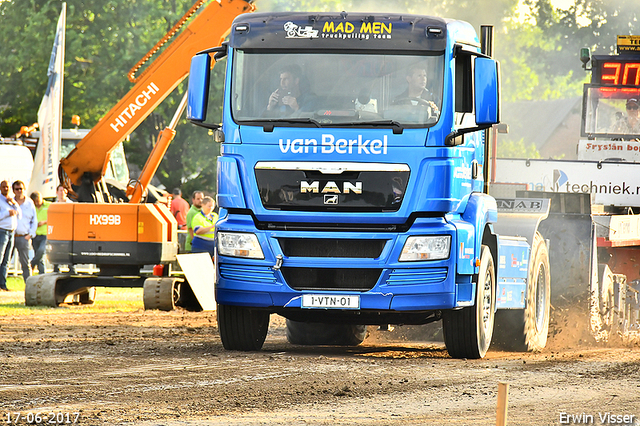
393 65 439 115
265 65 315 117
610 98 640 137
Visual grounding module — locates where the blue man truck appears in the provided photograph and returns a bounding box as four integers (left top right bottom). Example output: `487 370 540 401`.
187 12 552 359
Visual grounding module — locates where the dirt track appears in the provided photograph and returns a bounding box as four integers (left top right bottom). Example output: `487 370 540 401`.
1 289 639 426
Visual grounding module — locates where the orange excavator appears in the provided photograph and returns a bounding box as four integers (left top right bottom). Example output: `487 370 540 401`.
24 0 255 309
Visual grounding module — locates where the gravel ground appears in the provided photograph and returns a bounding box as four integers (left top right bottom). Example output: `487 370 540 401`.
1 288 639 426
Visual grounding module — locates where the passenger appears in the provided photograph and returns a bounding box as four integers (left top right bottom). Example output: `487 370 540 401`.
185 190 204 252
393 65 439 115
265 65 315 116
30 191 50 275
190 196 218 257
610 98 640 137
12 180 37 283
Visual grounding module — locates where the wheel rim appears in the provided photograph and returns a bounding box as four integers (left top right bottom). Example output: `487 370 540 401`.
534 263 547 332
481 267 493 335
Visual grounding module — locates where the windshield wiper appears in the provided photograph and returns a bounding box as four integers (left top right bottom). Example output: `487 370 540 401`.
240 118 322 132
331 120 404 134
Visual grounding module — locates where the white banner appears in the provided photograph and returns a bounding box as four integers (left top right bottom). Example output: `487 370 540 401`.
494 158 640 207
28 3 66 199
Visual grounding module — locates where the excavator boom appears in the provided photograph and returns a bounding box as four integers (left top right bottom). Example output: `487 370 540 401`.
60 0 254 187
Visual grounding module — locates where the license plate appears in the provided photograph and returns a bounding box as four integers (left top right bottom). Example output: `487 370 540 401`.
301 294 360 309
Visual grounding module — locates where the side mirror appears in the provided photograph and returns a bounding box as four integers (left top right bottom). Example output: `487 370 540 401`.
213 42 228 62
474 57 500 125
187 54 211 122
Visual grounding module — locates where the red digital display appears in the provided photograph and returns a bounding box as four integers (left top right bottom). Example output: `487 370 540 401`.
599 61 640 86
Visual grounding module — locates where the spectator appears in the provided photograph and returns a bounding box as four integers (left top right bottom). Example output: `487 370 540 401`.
56 184 72 203
12 180 37 282
30 191 50 275
53 185 76 274
170 188 190 230
185 190 204 252
0 180 20 291
190 196 218 257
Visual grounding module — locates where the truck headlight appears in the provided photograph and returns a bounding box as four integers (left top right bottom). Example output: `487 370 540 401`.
218 232 264 259
399 235 451 261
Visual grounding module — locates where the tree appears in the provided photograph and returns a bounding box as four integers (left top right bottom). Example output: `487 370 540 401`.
0 0 222 194
497 138 542 159
501 0 640 103
260 0 520 29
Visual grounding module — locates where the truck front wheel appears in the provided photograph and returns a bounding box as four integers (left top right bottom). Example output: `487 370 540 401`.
493 232 551 351
442 245 496 359
217 304 270 351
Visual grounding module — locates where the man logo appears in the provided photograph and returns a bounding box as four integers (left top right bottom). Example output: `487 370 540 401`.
324 195 338 205
300 181 362 194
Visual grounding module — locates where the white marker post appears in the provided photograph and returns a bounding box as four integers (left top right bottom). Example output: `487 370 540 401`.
496 382 509 426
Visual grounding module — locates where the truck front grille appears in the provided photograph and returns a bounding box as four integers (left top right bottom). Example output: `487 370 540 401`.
254 163 409 212
278 238 386 258
281 267 382 291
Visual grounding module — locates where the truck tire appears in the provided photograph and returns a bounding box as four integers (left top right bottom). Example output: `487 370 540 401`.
442 245 496 359
218 304 269 351
285 320 367 346
589 264 616 342
493 232 551 351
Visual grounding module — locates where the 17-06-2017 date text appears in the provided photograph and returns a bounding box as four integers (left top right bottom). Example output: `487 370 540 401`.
4 412 80 424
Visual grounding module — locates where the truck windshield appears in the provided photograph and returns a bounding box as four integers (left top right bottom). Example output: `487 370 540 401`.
582 85 640 140
231 51 444 128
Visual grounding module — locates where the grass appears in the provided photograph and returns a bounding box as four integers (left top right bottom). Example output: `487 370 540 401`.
0 276 145 315
4 276 25 292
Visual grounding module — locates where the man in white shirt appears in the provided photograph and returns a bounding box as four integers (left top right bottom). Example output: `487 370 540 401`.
0 180 20 290
12 180 37 282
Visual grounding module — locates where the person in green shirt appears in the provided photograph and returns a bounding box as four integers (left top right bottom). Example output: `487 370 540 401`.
190 196 218 257
185 190 204 252
29 191 50 275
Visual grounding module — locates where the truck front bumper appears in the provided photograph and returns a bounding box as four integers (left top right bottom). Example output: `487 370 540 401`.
215 213 476 315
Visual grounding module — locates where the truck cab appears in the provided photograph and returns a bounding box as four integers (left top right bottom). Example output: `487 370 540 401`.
188 12 547 358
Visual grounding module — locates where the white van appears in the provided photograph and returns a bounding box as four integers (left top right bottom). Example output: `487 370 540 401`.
0 141 34 186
